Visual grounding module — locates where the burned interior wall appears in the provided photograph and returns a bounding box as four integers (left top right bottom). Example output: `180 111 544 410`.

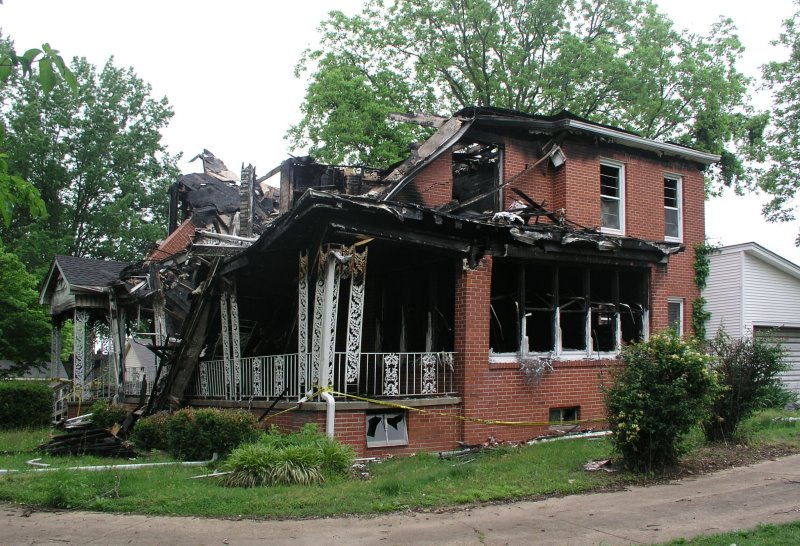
352 242 455 354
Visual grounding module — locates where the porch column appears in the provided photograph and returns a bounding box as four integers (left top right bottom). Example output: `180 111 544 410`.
50 322 62 378
73 309 90 401
220 292 233 399
298 251 309 388
228 288 242 400
344 248 368 385
108 300 126 400
453 255 493 445
311 250 341 389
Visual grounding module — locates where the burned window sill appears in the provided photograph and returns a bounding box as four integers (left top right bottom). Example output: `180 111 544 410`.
489 353 621 370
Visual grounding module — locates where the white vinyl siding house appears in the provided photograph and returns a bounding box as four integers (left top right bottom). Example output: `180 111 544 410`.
704 243 800 392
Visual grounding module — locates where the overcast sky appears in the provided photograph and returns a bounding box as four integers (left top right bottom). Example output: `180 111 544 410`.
2 0 799 263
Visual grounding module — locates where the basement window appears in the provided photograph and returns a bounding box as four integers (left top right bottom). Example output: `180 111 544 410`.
549 406 579 424
366 412 408 448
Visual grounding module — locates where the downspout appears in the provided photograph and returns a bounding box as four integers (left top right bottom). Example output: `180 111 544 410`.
317 251 350 438
320 391 336 438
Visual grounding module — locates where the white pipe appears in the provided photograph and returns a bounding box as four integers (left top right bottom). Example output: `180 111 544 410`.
321 391 336 438
0 454 218 474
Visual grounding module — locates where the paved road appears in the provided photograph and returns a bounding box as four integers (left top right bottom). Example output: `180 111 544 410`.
3 454 800 545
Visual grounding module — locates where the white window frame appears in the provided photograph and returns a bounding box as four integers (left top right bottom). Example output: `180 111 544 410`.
365 412 408 448
664 174 683 242
600 159 625 235
667 298 684 336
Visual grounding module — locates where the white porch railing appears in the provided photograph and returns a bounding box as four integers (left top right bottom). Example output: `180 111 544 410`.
188 352 455 401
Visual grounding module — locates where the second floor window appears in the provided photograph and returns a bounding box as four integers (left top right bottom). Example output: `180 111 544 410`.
664 175 682 241
600 161 624 233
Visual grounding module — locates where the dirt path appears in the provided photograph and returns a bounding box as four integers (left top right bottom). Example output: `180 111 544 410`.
3 454 800 546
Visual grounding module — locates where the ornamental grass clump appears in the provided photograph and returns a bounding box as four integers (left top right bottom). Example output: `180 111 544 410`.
223 425 354 487
605 331 720 472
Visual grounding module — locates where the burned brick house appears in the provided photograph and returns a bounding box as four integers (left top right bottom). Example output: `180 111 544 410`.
41 108 716 456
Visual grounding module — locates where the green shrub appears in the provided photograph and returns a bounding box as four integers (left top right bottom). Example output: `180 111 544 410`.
165 408 259 460
130 412 169 451
605 331 719 472
705 331 790 441
88 400 129 430
0 380 52 429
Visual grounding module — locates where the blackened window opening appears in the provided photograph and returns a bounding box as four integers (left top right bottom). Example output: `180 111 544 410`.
452 143 500 214
490 260 648 355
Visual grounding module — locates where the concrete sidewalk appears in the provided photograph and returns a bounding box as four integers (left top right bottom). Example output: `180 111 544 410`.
3 454 800 545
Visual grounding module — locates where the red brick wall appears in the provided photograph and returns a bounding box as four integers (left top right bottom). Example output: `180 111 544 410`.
500 138 555 214
453 255 614 445
395 152 454 207
266 404 462 457
457 136 703 336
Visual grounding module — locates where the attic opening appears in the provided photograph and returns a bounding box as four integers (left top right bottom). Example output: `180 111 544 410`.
452 143 501 214
490 260 648 357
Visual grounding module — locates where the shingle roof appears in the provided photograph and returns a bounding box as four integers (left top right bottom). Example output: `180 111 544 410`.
55 255 132 287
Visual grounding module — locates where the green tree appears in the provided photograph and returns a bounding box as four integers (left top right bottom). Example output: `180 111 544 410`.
291 0 756 184
760 5 800 238
0 34 76 230
0 241 50 376
0 54 179 273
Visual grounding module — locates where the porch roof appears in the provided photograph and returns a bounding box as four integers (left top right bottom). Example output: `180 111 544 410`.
223 190 678 275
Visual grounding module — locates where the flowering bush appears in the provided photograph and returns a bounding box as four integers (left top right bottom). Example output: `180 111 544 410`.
606 331 720 472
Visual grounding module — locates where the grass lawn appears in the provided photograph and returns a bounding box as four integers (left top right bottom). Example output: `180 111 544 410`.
0 409 797 519
663 521 800 545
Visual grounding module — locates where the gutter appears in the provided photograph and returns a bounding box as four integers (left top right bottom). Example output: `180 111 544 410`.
528 119 720 165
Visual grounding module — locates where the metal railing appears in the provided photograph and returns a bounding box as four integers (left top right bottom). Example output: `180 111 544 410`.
72 363 117 402
188 351 455 401
122 366 154 396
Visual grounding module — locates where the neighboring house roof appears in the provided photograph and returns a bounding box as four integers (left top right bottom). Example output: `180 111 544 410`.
124 338 157 371
715 242 800 281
